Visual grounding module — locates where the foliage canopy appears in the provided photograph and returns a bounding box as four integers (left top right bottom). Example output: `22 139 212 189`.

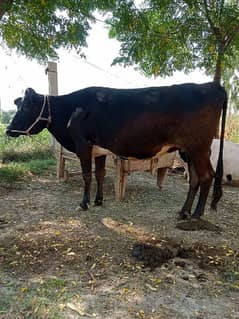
108 0 239 83
0 0 239 87
0 0 115 61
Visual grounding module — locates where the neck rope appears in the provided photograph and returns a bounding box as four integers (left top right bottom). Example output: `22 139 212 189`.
10 95 52 136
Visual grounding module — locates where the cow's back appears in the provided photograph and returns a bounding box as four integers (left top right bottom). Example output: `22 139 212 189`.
90 83 226 157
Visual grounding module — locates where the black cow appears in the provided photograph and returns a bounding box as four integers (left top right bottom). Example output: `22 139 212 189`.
6 82 227 219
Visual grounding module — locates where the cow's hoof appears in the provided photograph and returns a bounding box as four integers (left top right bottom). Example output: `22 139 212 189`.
94 199 103 206
191 213 201 220
178 210 190 220
80 202 88 210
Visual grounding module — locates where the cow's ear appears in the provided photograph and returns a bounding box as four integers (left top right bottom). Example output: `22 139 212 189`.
25 88 37 105
14 97 22 109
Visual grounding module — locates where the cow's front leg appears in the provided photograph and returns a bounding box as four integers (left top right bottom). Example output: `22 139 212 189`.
76 144 93 210
94 155 106 206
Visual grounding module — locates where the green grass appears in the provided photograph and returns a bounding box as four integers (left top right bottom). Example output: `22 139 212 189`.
25 158 56 175
0 125 53 163
0 164 26 183
0 125 56 185
222 271 239 284
0 277 70 319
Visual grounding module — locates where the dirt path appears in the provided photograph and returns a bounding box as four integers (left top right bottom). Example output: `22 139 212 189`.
0 169 239 318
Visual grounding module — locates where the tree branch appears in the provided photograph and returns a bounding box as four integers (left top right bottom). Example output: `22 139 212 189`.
0 0 13 20
223 25 239 50
202 0 221 41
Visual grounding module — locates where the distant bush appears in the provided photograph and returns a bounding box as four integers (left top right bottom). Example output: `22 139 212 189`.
0 110 16 124
225 115 239 143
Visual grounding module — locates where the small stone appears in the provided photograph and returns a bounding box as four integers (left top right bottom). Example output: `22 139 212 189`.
181 274 189 281
174 260 186 268
165 274 175 284
196 273 208 282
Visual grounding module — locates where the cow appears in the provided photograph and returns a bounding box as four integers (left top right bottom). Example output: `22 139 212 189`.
182 139 239 186
6 82 227 219
211 139 239 185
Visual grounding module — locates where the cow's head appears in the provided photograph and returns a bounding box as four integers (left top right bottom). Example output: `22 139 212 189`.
6 88 51 137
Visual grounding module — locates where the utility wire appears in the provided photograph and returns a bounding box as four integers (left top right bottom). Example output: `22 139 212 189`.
71 54 149 87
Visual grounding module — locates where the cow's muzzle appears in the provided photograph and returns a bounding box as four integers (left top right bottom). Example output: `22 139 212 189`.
5 127 20 137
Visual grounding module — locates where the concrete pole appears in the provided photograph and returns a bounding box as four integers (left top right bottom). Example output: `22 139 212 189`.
46 61 58 151
46 61 58 96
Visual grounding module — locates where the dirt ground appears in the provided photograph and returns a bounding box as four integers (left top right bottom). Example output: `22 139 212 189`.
0 166 239 319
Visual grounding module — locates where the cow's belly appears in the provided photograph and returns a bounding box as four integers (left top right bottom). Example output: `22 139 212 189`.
110 143 176 160
92 145 112 157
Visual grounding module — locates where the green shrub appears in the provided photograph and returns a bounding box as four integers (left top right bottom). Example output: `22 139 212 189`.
0 164 26 183
25 158 56 175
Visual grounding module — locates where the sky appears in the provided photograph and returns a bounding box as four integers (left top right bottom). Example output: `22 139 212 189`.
0 21 210 111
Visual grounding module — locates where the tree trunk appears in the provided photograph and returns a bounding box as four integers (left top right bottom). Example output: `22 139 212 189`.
213 54 222 84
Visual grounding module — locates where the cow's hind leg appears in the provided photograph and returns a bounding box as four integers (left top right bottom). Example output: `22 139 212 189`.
76 144 93 210
191 156 214 219
179 160 199 219
94 155 106 206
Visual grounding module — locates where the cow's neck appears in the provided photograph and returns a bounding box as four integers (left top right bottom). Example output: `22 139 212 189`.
46 95 76 153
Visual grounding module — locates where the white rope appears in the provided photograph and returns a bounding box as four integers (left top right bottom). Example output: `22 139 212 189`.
10 95 52 136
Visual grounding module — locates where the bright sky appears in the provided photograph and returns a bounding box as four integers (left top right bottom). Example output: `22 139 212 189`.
0 21 210 111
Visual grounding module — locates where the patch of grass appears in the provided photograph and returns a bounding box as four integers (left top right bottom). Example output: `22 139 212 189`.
0 277 70 319
0 126 53 163
0 164 26 183
0 126 56 185
1 146 53 163
0 159 56 185
219 271 239 292
25 158 56 175
222 271 239 283
0 282 19 316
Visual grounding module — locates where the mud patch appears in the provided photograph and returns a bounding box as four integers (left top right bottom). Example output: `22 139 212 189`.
176 219 221 232
102 216 238 272
132 243 176 269
131 240 239 272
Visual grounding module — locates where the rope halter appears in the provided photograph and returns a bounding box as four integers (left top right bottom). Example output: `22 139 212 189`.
10 95 52 136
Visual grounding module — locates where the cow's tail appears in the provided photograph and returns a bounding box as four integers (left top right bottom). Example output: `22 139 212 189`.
211 88 227 210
